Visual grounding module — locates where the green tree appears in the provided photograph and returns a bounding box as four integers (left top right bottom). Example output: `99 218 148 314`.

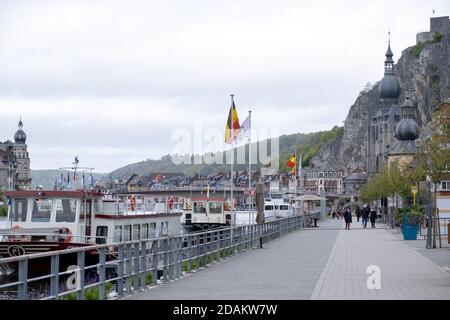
413 102 450 248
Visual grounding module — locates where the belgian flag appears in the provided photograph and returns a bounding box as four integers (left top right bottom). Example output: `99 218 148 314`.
225 95 241 144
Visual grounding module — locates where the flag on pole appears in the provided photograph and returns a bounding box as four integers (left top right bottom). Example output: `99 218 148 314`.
88 174 95 188
225 96 240 144
287 153 296 172
237 112 251 143
240 114 251 135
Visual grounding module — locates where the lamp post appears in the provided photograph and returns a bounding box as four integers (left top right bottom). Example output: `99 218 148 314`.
411 185 417 207
425 175 433 249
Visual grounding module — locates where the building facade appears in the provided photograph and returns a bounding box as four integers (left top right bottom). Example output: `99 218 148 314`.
0 119 31 190
367 39 402 176
302 169 343 194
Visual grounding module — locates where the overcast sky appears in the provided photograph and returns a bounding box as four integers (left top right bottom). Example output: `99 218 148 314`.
0 0 448 172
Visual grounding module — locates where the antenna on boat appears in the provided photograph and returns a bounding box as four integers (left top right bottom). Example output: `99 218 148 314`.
59 156 95 191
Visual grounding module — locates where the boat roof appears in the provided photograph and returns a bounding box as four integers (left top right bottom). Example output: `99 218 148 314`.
4 190 102 199
191 197 226 202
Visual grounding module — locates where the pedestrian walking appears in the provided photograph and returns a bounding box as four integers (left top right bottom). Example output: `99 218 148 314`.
344 207 352 230
361 205 370 228
356 206 361 222
370 207 377 228
332 210 336 219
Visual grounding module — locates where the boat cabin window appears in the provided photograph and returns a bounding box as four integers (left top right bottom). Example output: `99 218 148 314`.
123 225 131 241
265 205 273 211
79 201 85 223
114 226 122 242
55 199 77 223
280 205 289 211
96 226 108 244
142 223 149 239
161 221 169 236
149 223 156 238
11 198 28 222
132 224 140 240
193 202 207 214
31 199 52 222
209 202 223 214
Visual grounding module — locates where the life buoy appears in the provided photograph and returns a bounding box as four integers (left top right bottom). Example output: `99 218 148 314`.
168 196 174 210
58 227 73 243
11 225 26 242
130 195 137 211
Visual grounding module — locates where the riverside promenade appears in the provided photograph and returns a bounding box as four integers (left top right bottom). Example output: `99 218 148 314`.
127 219 450 300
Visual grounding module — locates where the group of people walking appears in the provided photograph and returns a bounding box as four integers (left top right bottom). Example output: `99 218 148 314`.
332 205 378 230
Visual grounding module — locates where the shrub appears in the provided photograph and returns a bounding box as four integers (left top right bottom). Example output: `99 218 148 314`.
432 32 442 43
411 42 425 58
395 206 425 226
0 205 7 217
60 282 113 300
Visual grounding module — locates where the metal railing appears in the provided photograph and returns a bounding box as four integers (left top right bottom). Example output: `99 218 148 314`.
0 214 308 300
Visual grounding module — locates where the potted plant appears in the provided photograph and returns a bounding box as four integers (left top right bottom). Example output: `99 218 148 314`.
395 206 424 240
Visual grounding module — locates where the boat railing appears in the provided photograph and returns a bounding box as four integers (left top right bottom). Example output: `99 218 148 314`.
0 212 321 300
0 232 107 243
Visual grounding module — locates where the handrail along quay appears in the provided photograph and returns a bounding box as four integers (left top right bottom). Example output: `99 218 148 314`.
0 213 317 300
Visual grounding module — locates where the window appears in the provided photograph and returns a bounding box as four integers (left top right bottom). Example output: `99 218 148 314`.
209 202 222 214
149 223 156 238
162 222 169 235
96 226 108 244
114 226 122 242
265 205 273 211
12 199 28 222
123 225 131 241
31 199 52 222
193 202 207 214
55 199 77 222
441 181 450 191
280 205 289 211
79 201 86 223
132 224 141 240
142 223 149 239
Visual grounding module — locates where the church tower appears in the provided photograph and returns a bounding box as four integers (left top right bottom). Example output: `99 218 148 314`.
368 35 402 175
12 117 31 189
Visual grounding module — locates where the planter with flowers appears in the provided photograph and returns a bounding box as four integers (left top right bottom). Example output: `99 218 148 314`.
395 206 425 240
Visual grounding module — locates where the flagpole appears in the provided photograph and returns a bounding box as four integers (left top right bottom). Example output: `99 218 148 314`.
230 94 235 228
248 110 252 226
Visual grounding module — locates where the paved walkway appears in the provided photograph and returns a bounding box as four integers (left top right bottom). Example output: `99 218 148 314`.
127 220 340 300
311 221 450 299
126 219 450 300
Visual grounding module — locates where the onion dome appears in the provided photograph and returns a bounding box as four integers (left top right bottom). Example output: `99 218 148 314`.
395 118 420 141
378 43 400 99
14 118 27 144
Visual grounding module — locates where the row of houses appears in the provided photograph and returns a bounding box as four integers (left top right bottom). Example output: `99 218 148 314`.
108 168 370 196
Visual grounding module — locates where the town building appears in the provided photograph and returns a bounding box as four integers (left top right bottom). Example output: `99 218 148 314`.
0 119 31 190
302 169 343 194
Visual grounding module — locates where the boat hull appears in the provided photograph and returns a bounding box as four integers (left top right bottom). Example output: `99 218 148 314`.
0 242 98 278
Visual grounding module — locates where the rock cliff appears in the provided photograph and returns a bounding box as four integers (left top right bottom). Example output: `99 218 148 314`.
310 33 450 174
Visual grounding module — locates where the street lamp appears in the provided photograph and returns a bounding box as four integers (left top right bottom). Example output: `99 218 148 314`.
411 185 418 207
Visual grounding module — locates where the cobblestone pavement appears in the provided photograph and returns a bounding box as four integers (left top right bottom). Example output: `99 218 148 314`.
311 221 450 299
127 220 340 300
125 219 450 300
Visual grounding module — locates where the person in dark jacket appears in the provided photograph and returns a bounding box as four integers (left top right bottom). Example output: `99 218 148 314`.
361 205 370 228
369 208 377 228
355 206 361 222
344 207 352 230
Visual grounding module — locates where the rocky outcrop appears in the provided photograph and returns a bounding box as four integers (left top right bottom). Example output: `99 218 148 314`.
310 34 450 173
